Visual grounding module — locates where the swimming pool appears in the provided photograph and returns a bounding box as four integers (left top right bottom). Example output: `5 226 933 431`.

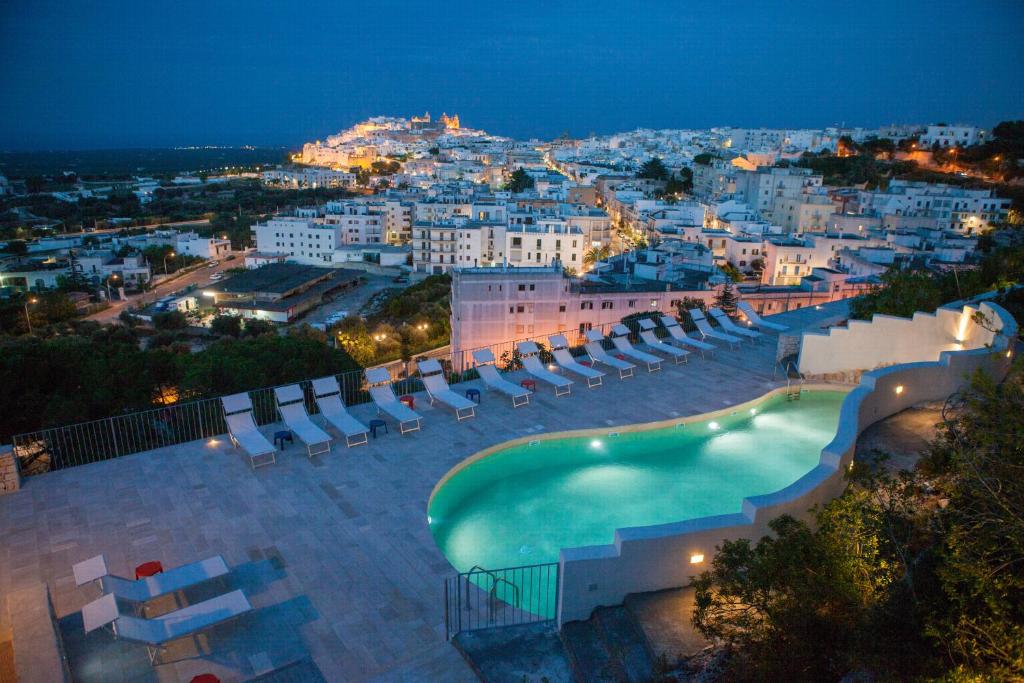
429 390 847 576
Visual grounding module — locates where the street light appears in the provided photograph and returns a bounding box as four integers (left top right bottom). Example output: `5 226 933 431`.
106 273 120 302
24 296 38 334
163 251 175 274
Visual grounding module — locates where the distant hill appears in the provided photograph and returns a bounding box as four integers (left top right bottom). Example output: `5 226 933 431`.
0 147 289 178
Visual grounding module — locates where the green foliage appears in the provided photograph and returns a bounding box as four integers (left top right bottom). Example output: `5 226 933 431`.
714 282 738 315
850 245 1024 322
692 153 717 165
676 297 706 332
508 168 535 193
209 314 242 338
583 245 611 266
2 239 28 255
242 318 276 337
637 157 669 180
719 262 743 283
0 291 80 335
152 310 188 331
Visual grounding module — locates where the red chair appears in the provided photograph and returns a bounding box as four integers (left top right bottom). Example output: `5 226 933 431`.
134 561 164 580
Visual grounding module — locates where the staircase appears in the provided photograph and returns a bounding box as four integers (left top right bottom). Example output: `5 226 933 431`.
560 606 655 683
452 587 710 682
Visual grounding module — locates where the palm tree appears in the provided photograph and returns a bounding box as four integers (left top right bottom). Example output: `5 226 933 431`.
583 245 612 266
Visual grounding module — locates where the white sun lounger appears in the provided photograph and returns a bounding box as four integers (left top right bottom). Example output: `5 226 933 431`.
737 301 789 332
636 319 689 364
688 309 742 349
471 349 531 407
419 359 476 420
221 393 276 468
311 376 369 447
274 385 332 458
548 335 605 388
609 324 661 372
517 341 573 396
583 329 635 379
658 315 716 358
72 554 229 604
365 367 422 434
709 307 764 342
82 589 252 665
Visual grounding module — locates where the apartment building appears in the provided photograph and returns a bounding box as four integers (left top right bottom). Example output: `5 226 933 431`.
919 124 986 148
859 181 1010 234
261 167 356 188
734 166 824 217
769 191 836 233
322 202 384 244
252 217 339 265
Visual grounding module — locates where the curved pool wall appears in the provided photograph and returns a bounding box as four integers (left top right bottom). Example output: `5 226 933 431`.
555 301 1016 625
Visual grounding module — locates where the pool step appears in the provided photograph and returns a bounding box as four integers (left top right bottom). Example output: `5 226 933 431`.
593 606 655 683
560 619 628 682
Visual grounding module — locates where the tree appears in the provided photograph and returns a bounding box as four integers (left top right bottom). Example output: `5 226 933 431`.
637 157 669 180
242 319 275 337
692 153 717 165
508 168 535 193
152 311 188 331
3 240 28 256
210 315 242 338
720 262 743 283
714 282 738 316
583 244 611 266
61 249 90 292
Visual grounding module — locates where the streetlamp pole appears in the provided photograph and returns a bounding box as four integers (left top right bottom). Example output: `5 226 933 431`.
163 251 175 274
23 297 37 334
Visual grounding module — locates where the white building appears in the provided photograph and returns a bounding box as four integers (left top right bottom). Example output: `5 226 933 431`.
919 124 986 148
261 167 357 189
174 232 232 259
252 217 339 265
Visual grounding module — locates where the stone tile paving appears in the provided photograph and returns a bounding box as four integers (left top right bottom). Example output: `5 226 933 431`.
0 303 848 682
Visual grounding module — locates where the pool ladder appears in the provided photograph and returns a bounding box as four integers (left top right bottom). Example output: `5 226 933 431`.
465 565 522 625
786 376 803 401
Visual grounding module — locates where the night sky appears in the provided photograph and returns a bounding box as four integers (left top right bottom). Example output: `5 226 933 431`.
1 0 1022 150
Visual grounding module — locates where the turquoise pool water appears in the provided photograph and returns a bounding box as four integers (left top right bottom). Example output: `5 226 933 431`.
429 391 846 574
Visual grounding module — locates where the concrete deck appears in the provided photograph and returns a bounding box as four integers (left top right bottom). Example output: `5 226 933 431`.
0 303 848 682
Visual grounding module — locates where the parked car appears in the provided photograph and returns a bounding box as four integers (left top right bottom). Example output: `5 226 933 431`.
209 273 224 281
207 261 218 268
392 276 409 284
224 254 236 261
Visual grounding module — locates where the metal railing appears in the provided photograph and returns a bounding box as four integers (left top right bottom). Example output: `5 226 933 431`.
10 315 681 477
444 562 559 640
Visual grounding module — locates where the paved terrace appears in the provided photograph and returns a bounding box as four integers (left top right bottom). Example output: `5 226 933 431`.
0 303 848 682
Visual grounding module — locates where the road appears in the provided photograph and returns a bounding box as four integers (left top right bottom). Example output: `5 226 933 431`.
67 218 211 239
87 250 246 323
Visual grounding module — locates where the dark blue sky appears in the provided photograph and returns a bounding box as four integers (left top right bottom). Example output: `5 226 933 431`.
1 0 1022 150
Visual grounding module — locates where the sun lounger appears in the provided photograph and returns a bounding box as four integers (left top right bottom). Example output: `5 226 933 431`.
658 315 716 358
365 367 422 434
548 335 605 388
583 329 636 379
687 309 742 349
418 359 476 420
737 301 789 332
221 393 276 468
471 349 531 407
609 324 661 372
709 307 763 342
82 589 252 665
274 384 332 457
311 376 369 447
517 341 573 396
636 319 689 364
72 554 229 604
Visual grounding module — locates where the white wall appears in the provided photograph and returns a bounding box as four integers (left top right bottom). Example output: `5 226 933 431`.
556 302 1016 625
797 303 999 376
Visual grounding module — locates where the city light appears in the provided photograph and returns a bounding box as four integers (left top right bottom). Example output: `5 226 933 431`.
689 553 704 564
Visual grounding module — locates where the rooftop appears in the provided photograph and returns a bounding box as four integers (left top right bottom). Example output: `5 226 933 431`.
0 303 850 682
204 263 347 296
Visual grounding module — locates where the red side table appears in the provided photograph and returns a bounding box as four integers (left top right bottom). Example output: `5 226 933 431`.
579 360 592 367
520 379 537 391
191 675 221 683
135 561 164 580
399 395 415 410
614 354 627 361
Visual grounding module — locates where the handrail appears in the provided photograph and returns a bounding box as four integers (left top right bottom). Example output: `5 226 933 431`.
491 577 521 609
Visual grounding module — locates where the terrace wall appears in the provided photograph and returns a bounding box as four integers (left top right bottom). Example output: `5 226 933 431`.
557 302 1017 625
